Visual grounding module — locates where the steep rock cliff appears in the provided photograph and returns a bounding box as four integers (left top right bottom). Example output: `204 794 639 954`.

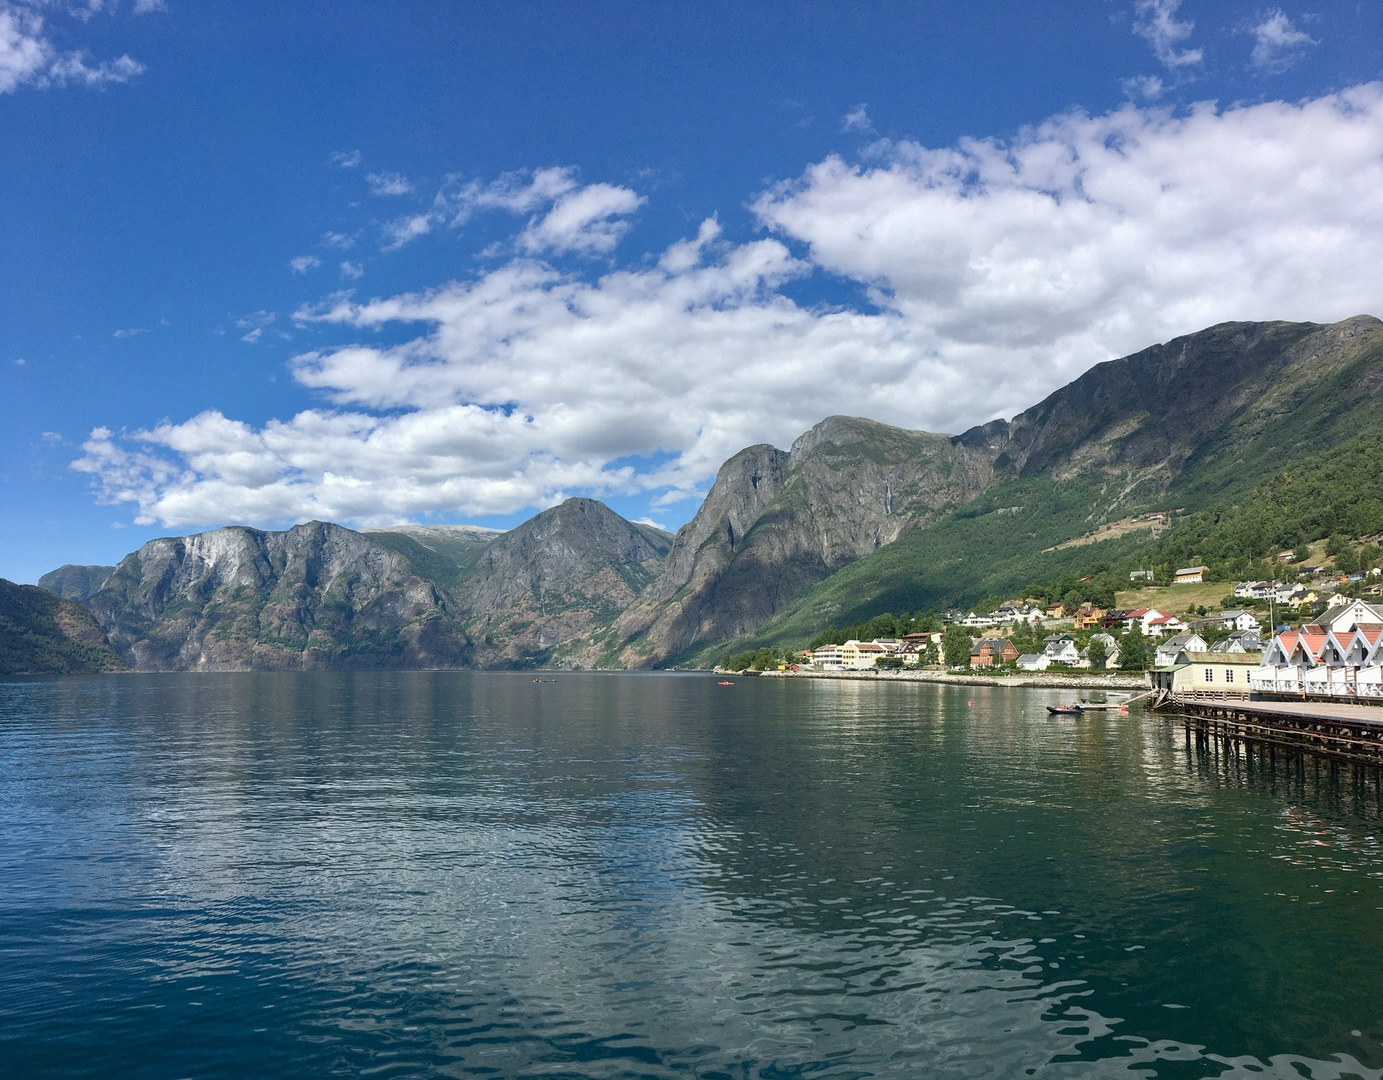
614 417 993 665
453 498 673 667
88 521 470 670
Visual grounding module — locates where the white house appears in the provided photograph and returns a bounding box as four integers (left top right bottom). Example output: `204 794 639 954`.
1216 609 1261 633
1042 634 1081 665
1017 653 1049 671
1175 565 1209 584
1155 632 1208 668
1146 614 1189 637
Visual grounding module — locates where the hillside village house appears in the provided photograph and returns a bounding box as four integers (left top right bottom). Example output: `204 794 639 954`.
1175 565 1209 584
970 638 1018 667
1129 569 1155 582
1042 634 1081 665
1073 604 1105 630
1217 609 1261 632
1118 608 1186 637
1154 632 1209 668
1211 629 1260 654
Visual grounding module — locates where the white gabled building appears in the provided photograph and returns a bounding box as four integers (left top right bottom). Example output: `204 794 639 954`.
1250 600 1383 700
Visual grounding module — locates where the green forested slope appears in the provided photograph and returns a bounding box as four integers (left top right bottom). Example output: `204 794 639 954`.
0 579 125 674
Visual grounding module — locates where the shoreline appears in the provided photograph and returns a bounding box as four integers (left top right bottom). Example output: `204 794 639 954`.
740 668 1150 690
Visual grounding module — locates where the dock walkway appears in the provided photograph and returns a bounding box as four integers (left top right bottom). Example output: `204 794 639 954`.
1177 696 1383 764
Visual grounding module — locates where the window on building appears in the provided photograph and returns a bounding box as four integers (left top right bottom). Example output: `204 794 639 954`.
1225 668 1234 683
1205 668 1214 682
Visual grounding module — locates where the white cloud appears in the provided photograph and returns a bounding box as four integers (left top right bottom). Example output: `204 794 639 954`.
77 87 1383 530
289 254 321 274
1133 0 1202 69
235 310 276 344
842 105 873 133
331 150 362 168
379 166 643 254
367 171 413 196
1121 74 1164 101
339 260 363 280
1243 9 1317 73
112 327 145 338
1 2 143 92
321 230 356 250
516 182 645 256
132 0 165 12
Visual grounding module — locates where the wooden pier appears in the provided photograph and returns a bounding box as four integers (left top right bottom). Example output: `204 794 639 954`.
1177 697 1383 765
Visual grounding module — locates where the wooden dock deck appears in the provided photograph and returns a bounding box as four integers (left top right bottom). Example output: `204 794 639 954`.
1176 696 1383 764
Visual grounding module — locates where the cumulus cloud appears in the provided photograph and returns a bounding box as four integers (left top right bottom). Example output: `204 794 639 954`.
331 149 362 168
1133 0 1202 69
339 260 363 280
76 87 1383 529
1242 9 1317 72
0 2 143 93
289 254 321 274
367 171 413 196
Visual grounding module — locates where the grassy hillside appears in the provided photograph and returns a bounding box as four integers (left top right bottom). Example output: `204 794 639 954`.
0 579 125 674
690 477 1149 661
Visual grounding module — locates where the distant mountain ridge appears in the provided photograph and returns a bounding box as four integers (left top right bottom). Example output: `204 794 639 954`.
29 314 1383 673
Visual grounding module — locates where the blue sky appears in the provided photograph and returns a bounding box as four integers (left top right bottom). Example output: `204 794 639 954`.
3 0 1382 583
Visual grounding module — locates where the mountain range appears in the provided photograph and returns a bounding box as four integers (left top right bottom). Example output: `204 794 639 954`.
6 314 1382 674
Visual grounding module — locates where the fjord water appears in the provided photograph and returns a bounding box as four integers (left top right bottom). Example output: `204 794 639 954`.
3 674 1382 1079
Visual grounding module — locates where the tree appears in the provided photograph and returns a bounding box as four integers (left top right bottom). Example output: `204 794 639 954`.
1087 637 1108 671
1118 627 1147 671
942 624 973 669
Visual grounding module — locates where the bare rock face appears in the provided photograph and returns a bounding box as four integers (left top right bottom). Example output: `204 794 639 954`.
614 417 993 666
452 498 672 667
88 521 471 670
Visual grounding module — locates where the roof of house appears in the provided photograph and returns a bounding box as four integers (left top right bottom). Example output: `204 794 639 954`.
1017 653 1045 663
1160 632 1203 648
1176 565 1209 575
1179 651 1264 664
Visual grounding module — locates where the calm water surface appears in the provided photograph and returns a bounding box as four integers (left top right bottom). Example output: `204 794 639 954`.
2 672 1383 1078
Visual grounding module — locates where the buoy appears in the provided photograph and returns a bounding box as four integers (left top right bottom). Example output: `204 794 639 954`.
967 700 972 706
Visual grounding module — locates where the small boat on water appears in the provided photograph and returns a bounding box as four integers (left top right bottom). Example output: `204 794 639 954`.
1046 704 1084 716
717 680 734 686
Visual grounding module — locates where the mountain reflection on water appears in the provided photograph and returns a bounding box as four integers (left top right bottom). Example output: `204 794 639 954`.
2 672 1382 1079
